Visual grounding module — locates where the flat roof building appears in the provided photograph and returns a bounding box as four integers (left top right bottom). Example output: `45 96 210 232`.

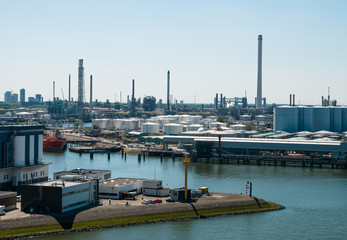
54 168 111 182
21 179 98 213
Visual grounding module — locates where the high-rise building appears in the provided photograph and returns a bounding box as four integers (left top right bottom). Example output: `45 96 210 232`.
20 88 25 103
4 91 12 103
35 94 42 103
11 94 18 103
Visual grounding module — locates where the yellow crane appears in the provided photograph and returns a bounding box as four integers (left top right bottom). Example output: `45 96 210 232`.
182 154 190 201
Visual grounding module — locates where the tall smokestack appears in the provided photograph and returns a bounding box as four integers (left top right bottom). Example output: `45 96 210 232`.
132 79 135 101
68 74 71 102
293 94 295 106
256 35 263 108
290 94 292 106
220 93 223 108
90 75 93 109
53 81 55 101
78 59 84 117
167 70 170 110
130 79 136 117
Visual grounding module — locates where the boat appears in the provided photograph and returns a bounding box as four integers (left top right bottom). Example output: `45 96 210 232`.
43 131 67 152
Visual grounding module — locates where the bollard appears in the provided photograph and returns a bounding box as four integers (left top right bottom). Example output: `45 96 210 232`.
90 152 93 160
108 152 111 160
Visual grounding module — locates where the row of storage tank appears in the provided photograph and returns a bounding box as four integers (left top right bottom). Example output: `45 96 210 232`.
92 115 242 135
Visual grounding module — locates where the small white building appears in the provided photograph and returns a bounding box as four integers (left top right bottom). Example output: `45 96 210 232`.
99 178 145 200
143 180 170 197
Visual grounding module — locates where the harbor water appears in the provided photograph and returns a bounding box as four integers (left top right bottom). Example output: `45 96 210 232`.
40 150 347 240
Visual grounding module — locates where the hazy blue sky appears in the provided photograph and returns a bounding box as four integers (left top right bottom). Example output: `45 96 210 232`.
1 0 346 105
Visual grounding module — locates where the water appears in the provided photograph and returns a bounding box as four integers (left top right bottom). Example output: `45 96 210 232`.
41 151 347 240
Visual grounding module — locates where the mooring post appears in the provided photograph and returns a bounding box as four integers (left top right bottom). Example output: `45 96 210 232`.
125 153 127 160
138 153 141 161
90 152 93 160
121 148 124 158
108 152 111 160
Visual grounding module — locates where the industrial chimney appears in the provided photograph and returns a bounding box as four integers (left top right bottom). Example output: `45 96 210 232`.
68 74 71 102
77 59 85 117
256 35 263 108
53 81 55 102
167 71 170 110
90 75 93 109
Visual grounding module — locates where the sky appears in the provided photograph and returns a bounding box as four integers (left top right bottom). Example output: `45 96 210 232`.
0 0 346 105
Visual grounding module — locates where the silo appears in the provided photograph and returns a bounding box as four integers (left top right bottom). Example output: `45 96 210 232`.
312 106 330 131
342 107 347 131
332 107 342 132
141 122 160 134
303 107 314 132
274 106 299 132
163 123 183 135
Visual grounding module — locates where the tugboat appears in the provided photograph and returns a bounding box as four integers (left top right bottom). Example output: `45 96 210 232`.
43 130 67 152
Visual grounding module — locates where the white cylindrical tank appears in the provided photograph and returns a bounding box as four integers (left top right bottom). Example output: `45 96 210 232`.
163 123 183 135
209 122 226 129
141 122 160 134
230 124 245 130
187 124 203 131
190 115 202 124
239 115 252 121
113 119 123 129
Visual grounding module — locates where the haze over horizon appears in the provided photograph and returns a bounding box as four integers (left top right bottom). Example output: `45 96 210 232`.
1 0 346 105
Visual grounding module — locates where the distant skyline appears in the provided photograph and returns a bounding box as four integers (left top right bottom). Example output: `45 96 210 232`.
1 0 346 105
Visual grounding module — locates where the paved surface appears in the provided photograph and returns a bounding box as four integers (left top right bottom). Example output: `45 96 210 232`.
0 193 265 231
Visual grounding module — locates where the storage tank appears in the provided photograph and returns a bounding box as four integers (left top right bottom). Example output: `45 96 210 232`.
163 123 183 135
230 124 245 130
113 119 123 129
209 122 226 129
239 115 251 121
255 115 267 122
122 119 140 130
141 122 160 134
187 124 203 131
190 115 202 124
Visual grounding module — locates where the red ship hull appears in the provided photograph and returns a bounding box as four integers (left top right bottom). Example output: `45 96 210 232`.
43 136 66 152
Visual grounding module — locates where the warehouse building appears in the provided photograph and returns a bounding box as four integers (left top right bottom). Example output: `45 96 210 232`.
21 179 98 213
0 125 48 191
